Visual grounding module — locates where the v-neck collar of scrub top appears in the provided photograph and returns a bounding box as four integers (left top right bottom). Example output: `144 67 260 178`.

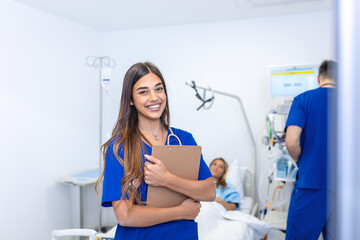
142 128 175 148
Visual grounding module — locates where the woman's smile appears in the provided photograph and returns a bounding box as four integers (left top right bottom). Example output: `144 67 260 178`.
132 72 167 122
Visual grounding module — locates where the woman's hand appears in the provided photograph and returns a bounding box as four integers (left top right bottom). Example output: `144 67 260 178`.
214 196 237 210
178 198 201 220
215 196 224 204
144 154 170 186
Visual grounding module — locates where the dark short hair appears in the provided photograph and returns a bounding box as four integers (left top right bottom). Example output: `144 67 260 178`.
319 60 337 80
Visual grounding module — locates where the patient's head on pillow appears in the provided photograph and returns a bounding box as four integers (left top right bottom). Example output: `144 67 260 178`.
209 157 228 188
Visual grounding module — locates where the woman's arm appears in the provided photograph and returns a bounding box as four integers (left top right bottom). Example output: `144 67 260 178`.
112 198 201 227
215 197 237 210
144 154 216 201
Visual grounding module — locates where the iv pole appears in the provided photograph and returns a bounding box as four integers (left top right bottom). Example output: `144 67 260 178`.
86 56 116 232
185 81 257 198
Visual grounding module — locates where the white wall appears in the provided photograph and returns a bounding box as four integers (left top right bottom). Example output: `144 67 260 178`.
103 10 335 200
0 0 103 239
0 0 335 237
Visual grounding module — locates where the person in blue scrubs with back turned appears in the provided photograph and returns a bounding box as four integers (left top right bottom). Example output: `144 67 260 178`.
95 62 215 240
285 60 337 240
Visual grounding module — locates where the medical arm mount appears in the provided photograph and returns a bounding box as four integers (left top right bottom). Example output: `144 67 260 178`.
185 81 257 197
188 81 215 110
186 81 255 146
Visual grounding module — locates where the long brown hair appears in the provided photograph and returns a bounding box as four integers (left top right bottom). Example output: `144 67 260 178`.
95 62 170 208
209 157 228 188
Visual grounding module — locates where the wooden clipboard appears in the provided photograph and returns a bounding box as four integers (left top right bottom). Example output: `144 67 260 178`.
146 145 202 208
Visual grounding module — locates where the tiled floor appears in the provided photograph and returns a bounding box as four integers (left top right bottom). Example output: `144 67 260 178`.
267 229 285 240
266 229 324 240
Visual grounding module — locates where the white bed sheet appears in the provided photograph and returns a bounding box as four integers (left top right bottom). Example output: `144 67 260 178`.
100 198 266 240
196 202 271 240
239 196 253 214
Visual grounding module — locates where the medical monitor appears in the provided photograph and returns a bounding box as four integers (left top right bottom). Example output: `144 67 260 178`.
269 64 319 114
270 64 319 100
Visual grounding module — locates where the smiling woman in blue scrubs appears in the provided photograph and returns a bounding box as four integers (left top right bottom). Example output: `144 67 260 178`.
96 62 215 240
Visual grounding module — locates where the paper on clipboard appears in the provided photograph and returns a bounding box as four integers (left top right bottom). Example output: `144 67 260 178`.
146 145 201 208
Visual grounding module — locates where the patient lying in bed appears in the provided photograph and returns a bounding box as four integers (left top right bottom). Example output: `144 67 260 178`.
209 158 241 210
195 200 271 240
194 158 271 240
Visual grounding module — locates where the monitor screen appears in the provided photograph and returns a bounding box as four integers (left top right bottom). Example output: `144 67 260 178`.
270 64 319 100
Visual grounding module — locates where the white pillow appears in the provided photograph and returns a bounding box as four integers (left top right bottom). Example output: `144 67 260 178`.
226 159 245 200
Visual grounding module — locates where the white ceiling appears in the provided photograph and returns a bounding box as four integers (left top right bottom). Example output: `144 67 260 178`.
13 0 334 31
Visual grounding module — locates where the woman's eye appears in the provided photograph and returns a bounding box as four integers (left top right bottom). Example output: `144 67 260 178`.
156 87 163 92
139 91 147 95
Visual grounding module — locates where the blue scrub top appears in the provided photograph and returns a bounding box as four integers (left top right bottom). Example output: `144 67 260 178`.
101 127 212 240
216 182 241 210
285 87 335 190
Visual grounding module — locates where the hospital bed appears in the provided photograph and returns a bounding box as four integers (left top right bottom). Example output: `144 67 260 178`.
52 160 270 240
196 160 270 240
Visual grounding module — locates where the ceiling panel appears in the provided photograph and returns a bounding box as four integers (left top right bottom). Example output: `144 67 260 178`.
12 0 334 31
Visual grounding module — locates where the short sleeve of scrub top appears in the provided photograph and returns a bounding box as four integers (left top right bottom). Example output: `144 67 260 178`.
102 141 125 207
285 97 306 131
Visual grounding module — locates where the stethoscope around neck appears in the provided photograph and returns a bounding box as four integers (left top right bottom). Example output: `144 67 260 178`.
142 128 182 147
